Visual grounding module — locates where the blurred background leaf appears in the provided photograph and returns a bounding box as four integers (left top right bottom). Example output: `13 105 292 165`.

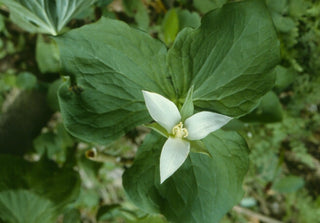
0 155 81 223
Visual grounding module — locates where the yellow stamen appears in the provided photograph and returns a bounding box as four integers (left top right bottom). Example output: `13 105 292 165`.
172 122 188 138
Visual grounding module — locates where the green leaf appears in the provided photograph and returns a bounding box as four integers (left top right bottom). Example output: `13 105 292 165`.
190 140 211 157
0 190 57 223
55 17 174 144
266 0 287 14
193 0 227 14
63 208 81 223
123 131 249 223
0 0 97 35
272 176 305 193
34 132 60 156
36 34 60 73
47 79 63 111
271 13 296 33
288 0 310 17
122 0 150 31
96 0 113 7
162 9 179 45
96 204 167 222
33 123 73 162
16 72 37 90
97 204 123 221
0 155 81 218
274 65 297 90
145 123 168 138
177 9 200 30
168 0 280 117
180 86 194 121
56 0 279 145
240 91 283 123
0 14 5 32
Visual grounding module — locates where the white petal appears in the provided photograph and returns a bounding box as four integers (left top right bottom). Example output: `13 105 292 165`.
160 137 190 184
185 111 232 140
142 91 181 132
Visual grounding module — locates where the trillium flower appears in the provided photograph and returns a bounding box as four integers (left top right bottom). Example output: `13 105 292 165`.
142 90 232 183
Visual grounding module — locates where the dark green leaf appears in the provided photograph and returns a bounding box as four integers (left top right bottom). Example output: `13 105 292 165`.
0 155 80 212
96 0 113 7
0 155 80 223
123 131 249 223
0 190 57 223
96 204 123 221
168 0 280 117
63 208 81 223
56 0 279 145
56 17 174 144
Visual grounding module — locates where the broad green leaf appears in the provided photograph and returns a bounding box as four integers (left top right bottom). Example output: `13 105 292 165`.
56 17 174 144
0 190 57 223
168 0 280 117
0 155 81 220
123 131 249 223
0 0 96 35
240 91 283 123
193 0 227 13
56 0 279 145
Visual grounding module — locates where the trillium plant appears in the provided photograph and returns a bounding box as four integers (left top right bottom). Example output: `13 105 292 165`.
142 90 232 183
51 0 280 222
0 0 283 222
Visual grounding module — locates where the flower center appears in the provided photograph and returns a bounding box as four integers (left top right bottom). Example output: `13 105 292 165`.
172 122 188 138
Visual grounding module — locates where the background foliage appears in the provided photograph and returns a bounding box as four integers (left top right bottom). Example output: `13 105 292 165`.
0 0 319 222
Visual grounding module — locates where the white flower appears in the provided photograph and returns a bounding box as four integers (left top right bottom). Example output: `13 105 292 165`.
142 90 232 183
